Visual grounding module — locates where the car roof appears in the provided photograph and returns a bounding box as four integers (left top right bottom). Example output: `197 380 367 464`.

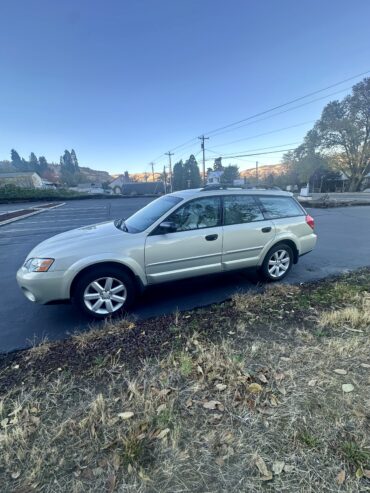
170 187 293 200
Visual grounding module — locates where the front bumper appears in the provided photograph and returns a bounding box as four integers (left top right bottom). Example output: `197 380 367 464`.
16 267 70 304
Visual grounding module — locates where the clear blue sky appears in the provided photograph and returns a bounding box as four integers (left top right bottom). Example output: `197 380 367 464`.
1 0 369 175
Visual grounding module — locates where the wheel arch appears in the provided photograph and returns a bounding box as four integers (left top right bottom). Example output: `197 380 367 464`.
266 239 299 264
69 261 143 299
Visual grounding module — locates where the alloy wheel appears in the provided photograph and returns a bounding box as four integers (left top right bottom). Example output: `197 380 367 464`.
267 249 291 279
83 277 127 315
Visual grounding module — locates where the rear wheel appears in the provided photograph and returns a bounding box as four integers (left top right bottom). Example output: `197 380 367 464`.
73 266 135 318
261 244 293 281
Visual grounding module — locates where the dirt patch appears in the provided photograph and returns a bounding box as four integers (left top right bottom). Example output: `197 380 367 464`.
0 208 37 222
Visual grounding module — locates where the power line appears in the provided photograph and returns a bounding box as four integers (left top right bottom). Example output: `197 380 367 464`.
208 85 353 140
206 141 301 156
147 69 369 169
205 148 296 161
204 69 370 137
209 121 314 149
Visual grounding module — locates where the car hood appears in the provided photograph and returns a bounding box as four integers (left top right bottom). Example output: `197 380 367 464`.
28 221 128 258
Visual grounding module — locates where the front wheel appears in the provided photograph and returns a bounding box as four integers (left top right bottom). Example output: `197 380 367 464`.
261 244 293 282
73 266 135 318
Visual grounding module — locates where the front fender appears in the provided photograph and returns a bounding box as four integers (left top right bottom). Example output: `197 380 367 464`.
62 254 147 298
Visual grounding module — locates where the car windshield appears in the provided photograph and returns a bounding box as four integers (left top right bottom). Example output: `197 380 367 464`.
121 195 182 233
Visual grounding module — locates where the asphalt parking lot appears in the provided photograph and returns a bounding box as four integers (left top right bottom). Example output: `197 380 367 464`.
1 198 370 353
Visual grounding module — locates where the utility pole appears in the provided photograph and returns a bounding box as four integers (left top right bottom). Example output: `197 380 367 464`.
256 161 259 185
198 135 209 186
165 151 174 193
150 162 155 183
163 166 167 194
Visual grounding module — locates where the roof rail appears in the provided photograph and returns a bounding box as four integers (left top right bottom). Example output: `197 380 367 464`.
200 184 281 192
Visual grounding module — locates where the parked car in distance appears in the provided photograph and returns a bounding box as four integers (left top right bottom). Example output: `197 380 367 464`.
17 186 317 318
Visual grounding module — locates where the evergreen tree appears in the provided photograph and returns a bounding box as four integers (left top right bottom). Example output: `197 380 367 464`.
11 149 24 171
29 152 39 172
220 165 239 184
184 155 201 188
60 150 80 186
38 156 48 176
172 160 185 190
71 149 79 172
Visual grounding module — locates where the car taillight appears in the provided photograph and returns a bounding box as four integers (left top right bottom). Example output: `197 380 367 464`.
306 214 315 230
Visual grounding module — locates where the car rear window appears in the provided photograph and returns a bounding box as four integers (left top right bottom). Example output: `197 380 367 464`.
258 196 303 219
224 195 264 225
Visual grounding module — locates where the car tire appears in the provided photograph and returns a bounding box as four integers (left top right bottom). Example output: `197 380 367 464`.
73 266 136 319
261 243 294 282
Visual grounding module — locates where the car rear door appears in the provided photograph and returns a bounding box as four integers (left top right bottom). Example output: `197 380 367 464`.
145 196 223 283
221 194 275 270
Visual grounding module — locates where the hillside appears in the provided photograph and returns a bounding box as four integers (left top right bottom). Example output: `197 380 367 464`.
239 163 286 179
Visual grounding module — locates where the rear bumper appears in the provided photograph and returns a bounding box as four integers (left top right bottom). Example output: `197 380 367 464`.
300 233 317 255
16 267 69 304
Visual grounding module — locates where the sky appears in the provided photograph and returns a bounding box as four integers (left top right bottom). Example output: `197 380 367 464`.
1 0 370 175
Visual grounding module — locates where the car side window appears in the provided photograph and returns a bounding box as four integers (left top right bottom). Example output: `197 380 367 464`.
167 197 221 232
224 195 264 225
258 196 303 219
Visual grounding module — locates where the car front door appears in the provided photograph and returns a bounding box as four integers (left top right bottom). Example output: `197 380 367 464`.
145 196 222 283
222 194 275 270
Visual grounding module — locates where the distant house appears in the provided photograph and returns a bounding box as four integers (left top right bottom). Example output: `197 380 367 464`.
0 172 44 189
207 171 223 185
109 177 164 195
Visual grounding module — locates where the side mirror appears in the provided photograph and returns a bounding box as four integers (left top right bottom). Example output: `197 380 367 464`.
159 221 176 233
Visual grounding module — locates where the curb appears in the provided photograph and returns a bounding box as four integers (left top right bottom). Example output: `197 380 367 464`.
0 202 65 227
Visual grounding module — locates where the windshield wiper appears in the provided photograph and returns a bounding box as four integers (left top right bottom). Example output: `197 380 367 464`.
114 218 128 232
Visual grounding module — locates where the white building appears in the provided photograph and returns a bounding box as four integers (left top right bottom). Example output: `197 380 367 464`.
0 172 44 189
206 171 223 185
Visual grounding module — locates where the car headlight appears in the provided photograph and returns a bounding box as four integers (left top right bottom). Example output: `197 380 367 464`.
24 258 54 272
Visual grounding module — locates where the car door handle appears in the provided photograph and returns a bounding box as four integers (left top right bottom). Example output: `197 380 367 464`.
261 227 272 233
205 234 218 241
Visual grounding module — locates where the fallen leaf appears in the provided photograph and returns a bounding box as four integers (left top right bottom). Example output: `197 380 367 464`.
254 457 272 481
215 383 227 391
248 383 263 394
355 468 363 479
215 457 224 467
156 428 170 439
258 373 268 384
1 418 9 428
363 469 370 479
156 404 166 414
118 412 134 420
333 369 347 375
272 460 285 475
203 400 222 410
274 372 286 381
11 471 21 479
360 363 370 368
270 395 279 407
342 384 354 393
138 468 151 481
284 464 294 473
159 388 171 397
185 398 193 408
336 469 345 485
255 454 271 478
308 379 317 387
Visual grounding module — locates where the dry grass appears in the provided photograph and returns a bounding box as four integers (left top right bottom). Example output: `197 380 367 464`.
1 270 370 492
319 306 370 330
